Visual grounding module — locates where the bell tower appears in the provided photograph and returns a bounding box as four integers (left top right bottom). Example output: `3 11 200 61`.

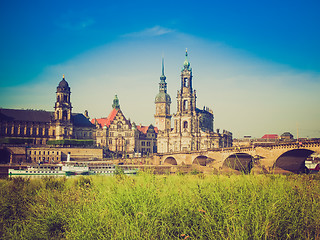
154 58 171 132
173 50 197 135
177 49 196 115
54 75 73 140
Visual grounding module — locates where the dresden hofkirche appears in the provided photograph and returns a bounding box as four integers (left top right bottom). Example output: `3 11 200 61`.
155 51 232 153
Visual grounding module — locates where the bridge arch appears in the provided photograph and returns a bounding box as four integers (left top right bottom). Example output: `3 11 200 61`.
193 155 207 166
273 149 314 173
164 156 178 165
223 153 253 173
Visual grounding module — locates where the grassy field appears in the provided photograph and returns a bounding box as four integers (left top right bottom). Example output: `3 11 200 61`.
1 172 320 239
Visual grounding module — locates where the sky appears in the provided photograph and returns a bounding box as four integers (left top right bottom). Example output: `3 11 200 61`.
0 0 319 138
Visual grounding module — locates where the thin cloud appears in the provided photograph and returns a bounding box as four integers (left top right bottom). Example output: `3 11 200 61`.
122 26 175 38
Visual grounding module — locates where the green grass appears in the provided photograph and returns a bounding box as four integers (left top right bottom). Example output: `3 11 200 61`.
1 173 320 239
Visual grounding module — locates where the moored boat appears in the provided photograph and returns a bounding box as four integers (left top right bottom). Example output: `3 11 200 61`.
8 163 138 176
8 165 65 176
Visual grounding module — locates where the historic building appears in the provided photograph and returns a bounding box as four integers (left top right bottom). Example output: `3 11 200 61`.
0 75 95 146
92 95 157 157
155 50 233 153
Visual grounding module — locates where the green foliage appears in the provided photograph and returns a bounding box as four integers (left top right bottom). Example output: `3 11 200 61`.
46 139 94 146
74 176 92 188
114 165 125 175
0 174 320 239
43 176 66 191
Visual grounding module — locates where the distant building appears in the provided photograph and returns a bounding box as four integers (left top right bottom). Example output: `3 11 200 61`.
0 76 95 146
280 132 294 141
155 51 232 153
92 95 157 157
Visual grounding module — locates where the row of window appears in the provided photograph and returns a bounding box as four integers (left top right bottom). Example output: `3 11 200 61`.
32 157 60 161
29 151 60 155
1 126 50 136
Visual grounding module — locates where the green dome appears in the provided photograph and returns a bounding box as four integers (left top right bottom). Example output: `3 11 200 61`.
155 92 171 103
183 49 190 69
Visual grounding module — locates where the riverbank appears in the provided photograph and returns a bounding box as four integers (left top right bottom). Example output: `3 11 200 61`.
1 173 320 239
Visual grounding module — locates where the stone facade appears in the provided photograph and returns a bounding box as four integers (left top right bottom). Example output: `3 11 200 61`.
93 96 157 157
156 51 233 153
27 147 103 163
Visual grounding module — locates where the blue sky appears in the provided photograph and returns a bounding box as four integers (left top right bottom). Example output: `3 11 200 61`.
0 0 319 138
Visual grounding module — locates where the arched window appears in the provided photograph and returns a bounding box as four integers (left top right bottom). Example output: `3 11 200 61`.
63 110 68 121
183 100 188 111
184 78 188 87
183 121 188 129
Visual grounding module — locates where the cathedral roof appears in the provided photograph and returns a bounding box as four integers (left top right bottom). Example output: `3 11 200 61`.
0 108 94 128
155 92 171 103
91 108 119 128
136 125 158 134
58 79 69 88
0 108 53 122
72 113 95 127
57 75 70 91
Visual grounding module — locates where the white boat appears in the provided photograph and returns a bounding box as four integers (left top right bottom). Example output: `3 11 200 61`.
8 165 65 176
88 164 138 175
8 163 138 176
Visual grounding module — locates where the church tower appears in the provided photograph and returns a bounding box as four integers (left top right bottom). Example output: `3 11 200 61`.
174 49 197 133
154 58 172 132
54 75 73 140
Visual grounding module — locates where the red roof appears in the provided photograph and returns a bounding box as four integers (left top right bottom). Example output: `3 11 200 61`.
136 125 158 134
261 134 279 139
91 108 119 128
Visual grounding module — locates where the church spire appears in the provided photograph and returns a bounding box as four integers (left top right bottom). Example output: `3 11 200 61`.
183 48 190 70
159 58 167 93
160 58 166 81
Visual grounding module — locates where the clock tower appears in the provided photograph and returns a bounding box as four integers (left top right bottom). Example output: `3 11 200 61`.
154 58 171 132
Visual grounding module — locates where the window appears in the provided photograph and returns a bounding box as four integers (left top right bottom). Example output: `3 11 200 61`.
63 110 68 121
183 100 188 111
183 121 188 129
147 142 151 146
141 141 145 146
184 78 188 87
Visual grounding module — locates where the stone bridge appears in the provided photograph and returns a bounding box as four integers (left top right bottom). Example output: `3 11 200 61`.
153 140 320 173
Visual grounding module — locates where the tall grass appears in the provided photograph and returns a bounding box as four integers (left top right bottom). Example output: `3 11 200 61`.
1 173 320 239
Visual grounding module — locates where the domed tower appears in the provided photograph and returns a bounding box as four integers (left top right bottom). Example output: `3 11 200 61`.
54 75 73 140
55 75 72 122
154 58 172 132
